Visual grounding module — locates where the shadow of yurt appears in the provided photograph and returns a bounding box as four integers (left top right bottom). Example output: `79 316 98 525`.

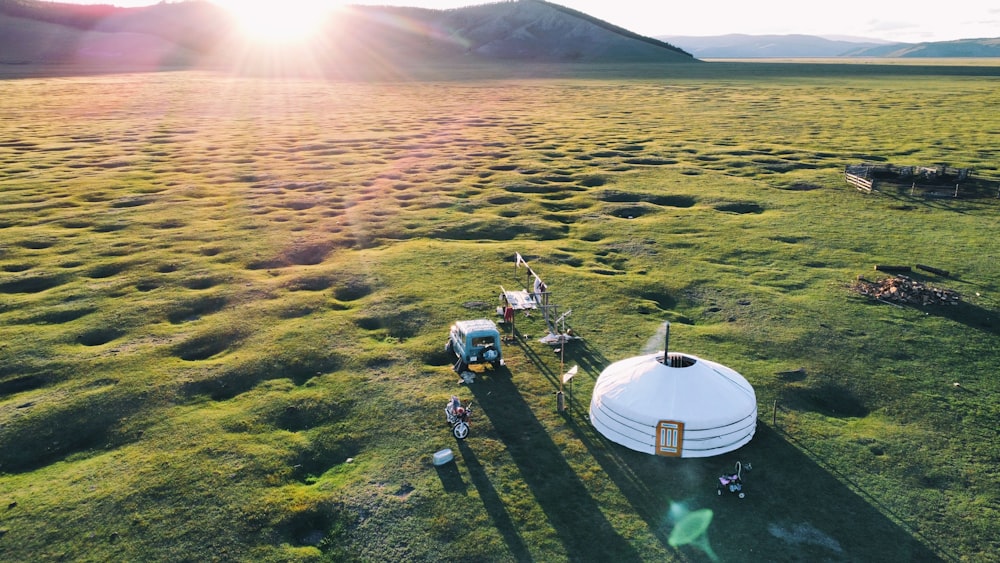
567 323 945 561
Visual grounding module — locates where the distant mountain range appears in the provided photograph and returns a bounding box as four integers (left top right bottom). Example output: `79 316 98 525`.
660 33 1000 58
0 0 693 72
2 0 996 74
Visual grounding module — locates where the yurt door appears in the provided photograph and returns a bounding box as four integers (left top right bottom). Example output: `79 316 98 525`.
655 420 684 457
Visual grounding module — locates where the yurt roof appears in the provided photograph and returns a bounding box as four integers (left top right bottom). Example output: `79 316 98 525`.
592 352 756 429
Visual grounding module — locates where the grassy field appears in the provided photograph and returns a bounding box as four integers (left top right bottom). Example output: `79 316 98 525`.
0 62 997 562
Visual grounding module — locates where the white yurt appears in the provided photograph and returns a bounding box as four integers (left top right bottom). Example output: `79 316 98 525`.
589 324 756 458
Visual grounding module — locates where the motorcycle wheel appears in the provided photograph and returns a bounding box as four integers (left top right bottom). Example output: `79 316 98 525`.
453 421 469 440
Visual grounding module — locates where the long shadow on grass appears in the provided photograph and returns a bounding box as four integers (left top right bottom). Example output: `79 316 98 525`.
924 300 998 335
771 422 954 561
455 439 532 562
507 330 607 392
567 398 947 561
560 338 610 379
467 376 640 562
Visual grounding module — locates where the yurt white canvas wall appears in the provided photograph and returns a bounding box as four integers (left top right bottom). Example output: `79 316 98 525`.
589 351 756 458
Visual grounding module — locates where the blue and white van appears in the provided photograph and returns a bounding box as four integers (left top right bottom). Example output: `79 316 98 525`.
446 319 504 368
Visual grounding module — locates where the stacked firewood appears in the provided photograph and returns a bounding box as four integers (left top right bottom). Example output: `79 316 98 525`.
852 275 960 306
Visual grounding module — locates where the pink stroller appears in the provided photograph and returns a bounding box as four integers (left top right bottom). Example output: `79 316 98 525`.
717 461 751 498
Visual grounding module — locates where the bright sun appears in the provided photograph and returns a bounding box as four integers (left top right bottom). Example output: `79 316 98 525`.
218 0 339 43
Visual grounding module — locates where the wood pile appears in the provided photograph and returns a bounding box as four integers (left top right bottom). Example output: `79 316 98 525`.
852 275 960 306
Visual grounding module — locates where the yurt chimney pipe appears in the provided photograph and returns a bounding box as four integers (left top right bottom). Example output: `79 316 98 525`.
664 321 671 357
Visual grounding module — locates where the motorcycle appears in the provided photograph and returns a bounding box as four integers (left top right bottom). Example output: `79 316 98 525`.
445 395 473 439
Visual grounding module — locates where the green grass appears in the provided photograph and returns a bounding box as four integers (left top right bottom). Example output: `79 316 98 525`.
0 62 998 562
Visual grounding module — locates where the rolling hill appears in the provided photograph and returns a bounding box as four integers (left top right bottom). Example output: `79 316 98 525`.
661 33 1000 59
0 0 693 71
660 34 890 58
842 36 1000 57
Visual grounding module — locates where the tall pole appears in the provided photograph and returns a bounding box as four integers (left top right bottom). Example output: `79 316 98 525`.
557 331 565 412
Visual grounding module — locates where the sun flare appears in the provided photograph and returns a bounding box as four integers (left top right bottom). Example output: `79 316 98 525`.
218 0 339 43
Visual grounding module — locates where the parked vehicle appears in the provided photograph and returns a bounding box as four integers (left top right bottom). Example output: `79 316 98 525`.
445 396 473 439
446 319 504 370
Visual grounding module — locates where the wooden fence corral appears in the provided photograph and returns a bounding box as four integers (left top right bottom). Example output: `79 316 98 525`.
845 162 992 199
845 167 874 192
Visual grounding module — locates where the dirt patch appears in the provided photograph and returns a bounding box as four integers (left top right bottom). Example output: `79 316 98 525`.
2 263 35 273
286 275 334 292
623 157 677 166
92 221 130 233
0 375 50 396
167 296 228 324
0 274 71 294
24 306 96 324
258 240 336 268
277 304 318 319
714 202 764 214
18 239 58 250
786 383 869 418
182 276 221 290
579 175 607 187
86 263 127 279
135 280 161 292
333 278 374 302
77 327 125 346
173 329 244 361
152 219 186 229
487 195 525 205
428 218 568 241
355 312 424 339
503 183 565 195
608 204 656 219
273 399 352 433
598 191 695 208
783 183 823 191
110 196 155 208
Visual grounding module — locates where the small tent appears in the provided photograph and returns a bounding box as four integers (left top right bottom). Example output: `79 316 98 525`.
589 339 756 458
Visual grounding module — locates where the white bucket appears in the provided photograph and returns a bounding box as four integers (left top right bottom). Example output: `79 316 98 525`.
432 448 454 466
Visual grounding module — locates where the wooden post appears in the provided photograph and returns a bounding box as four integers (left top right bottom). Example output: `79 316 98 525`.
772 399 777 426
558 331 565 411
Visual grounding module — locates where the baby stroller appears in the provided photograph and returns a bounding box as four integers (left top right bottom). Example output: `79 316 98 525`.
717 461 751 498
445 395 473 439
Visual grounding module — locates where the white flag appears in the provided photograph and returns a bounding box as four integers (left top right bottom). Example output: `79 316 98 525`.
562 365 578 384
515 252 527 267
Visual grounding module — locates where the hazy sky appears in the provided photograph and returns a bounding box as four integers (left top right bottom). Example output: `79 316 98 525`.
81 1 1000 43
